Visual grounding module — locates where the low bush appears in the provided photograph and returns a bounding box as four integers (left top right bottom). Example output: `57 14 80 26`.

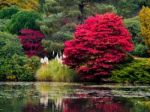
15 56 40 81
132 44 148 57
111 59 150 84
0 19 10 32
0 32 40 81
36 59 77 82
1 54 40 81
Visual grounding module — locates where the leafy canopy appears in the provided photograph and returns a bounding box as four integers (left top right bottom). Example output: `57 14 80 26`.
63 13 134 80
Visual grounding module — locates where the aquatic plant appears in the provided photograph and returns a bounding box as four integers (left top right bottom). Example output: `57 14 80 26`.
36 59 77 82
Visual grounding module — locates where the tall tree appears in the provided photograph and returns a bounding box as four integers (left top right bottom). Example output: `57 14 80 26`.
38 0 111 58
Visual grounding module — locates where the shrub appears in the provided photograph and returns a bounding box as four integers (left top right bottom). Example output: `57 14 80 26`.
0 32 23 58
4 55 40 81
0 6 19 19
7 11 41 34
111 59 150 84
95 4 117 14
63 13 133 81
139 7 150 55
0 19 10 32
18 29 45 57
12 55 40 81
132 44 148 57
0 32 40 81
36 59 77 82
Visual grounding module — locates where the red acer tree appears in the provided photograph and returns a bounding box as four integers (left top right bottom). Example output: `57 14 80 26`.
18 29 45 57
63 13 134 80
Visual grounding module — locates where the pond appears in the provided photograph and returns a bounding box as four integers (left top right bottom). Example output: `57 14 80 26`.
0 82 150 112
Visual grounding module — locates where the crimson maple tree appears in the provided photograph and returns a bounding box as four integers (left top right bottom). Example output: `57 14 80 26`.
18 29 45 57
63 13 134 80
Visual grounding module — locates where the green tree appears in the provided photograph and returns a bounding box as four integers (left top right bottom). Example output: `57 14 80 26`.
7 10 41 34
124 16 148 57
139 7 150 55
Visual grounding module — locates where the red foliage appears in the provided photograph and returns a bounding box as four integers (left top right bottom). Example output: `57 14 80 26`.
18 29 45 57
63 13 134 80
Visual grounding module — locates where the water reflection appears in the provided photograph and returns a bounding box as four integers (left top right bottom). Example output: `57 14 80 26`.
23 103 43 112
0 82 150 112
63 97 129 112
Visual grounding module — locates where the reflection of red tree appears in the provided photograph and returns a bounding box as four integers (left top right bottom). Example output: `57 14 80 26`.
22 103 43 112
63 97 128 112
92 97 127 112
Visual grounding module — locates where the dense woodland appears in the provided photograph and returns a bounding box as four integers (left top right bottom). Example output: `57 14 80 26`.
1 0 150 83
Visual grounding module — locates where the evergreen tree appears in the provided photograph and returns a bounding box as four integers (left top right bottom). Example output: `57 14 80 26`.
38 0 112 58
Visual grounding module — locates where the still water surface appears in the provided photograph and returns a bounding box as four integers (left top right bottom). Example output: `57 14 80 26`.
0 82 150 112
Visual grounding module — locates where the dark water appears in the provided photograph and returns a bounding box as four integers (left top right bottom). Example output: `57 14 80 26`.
0 82 150 112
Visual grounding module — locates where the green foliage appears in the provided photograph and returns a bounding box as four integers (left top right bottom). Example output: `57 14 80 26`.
0 32 40 81
0 6 19 19
0 32 22 80
0 19 10 32
124 17 141 43
132 44 148 57
7 10 41 34
113 0 139 18
137 0 150 7
36 59 77 82
38 13 74 55
111 59 150 84
95 4 117 14
42 40 64 53
124 16 148 57
11 55 40 81
0 32 23 58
